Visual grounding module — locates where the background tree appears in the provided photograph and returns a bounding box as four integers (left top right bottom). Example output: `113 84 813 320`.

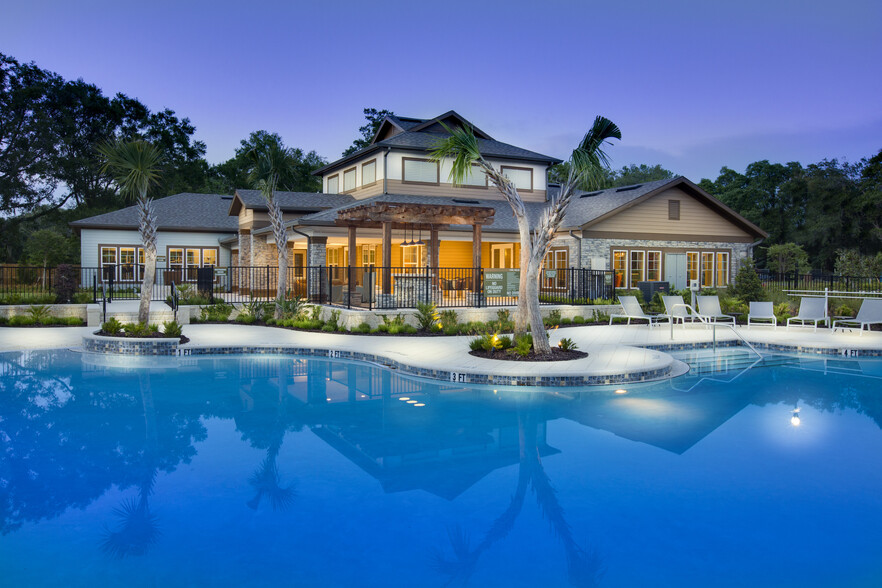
433 116 620 353
247 140 297 319
21 228 75 288
212 130 324 194
548 161 672 190
341 108 395 156
98 140 163 324
730 258 765 303
766 242 810 275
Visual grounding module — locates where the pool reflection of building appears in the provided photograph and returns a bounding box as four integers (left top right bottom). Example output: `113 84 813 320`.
242 358 562 500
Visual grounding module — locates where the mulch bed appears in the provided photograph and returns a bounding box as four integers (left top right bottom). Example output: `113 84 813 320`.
469 348 588 362
94 331 189 344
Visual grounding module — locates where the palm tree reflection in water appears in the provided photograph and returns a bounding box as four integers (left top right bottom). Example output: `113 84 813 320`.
432 407 604 587
101 372 161 558
246 361 297 512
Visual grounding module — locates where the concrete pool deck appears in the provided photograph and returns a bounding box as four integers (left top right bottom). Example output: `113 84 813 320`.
2 321 881 386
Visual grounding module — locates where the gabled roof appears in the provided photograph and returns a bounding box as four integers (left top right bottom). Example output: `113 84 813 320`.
70 193 239 233
314 110 561 176
561 176 768 238
228 190 354 216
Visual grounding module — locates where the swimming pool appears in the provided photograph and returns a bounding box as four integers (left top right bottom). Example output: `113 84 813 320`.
1 348 881 587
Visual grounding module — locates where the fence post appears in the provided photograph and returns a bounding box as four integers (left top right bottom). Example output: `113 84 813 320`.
347 265 352 310
424 265 430 304
327 266 332 305
92 274 97 303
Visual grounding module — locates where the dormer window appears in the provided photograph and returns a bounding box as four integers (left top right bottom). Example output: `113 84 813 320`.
327 174 339 194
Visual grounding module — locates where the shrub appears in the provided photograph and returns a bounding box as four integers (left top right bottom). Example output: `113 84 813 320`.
354 322 372 333
561 317 572 325
278 293 308 320
381 314 406 329
375 323 389 333
321 323 336 332
415 302 439 331
558 337 578 351
573 315 586 324
615 289 644 304
200 302 233 322
326 309 341 331
731 258 765 303
9 315 36 326
64 317 84 326
439 310 458 330
54 264 78 303
834 303 857 317
497 334 513 350
101 317 123 335
236 314 257 324
162 321 183 337
309 305 323 322
239 298 267 322
592 309 611 323
122 322 158 337
545 310 562 327
27 305 52 322
774 302 795 323
513 333 533 356
73 291 93 304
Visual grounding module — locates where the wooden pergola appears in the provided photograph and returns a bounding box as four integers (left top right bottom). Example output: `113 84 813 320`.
335 201 495 294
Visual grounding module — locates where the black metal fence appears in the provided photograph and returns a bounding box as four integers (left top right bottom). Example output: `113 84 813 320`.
1 264 616 308
756 270 882 294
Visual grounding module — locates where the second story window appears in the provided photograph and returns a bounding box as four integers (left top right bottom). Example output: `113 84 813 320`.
327 174 339 194
362 160 376 185
501 166 533 191
462 164 487 188
402 158 439 185
343 167 356 192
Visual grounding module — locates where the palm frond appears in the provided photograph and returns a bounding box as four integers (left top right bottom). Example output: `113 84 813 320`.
570 116 621 191
430 123 484 186
98 140 164 202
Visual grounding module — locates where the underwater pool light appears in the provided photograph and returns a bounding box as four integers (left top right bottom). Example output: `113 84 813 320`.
791 408 801 427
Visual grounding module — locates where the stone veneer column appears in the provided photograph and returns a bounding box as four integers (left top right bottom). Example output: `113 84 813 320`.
307 237 327 300
237 229 251 293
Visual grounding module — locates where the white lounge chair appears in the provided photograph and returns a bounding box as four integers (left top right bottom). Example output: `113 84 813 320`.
609 295 668 327
786 297 828 331
696 295 736 325
747 301 777 329
832 298 882 336
662 295 702 328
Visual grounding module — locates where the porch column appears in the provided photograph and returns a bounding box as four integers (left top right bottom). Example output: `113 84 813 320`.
382 221 392 295
348 225 357 267
472 224 482 291
307 236 327 301
348 225 358 304
429 227 440 288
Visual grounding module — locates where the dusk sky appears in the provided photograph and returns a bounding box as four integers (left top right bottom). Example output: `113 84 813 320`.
3 0 880 181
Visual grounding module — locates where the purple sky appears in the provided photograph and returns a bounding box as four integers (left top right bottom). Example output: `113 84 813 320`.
4 0 880 181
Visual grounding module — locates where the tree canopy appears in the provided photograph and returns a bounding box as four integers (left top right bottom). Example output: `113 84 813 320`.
342 108 394 156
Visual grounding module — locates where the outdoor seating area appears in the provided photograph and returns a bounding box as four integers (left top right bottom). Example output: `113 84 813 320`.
747 301 777 329
786 297 829 331
832 298 882 336
610 295 669 327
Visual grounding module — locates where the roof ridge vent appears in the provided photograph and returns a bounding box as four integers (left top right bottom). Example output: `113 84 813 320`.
615 184 643 192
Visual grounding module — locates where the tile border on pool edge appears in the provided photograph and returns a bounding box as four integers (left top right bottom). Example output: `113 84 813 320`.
643 340 882 357
80 334 671 387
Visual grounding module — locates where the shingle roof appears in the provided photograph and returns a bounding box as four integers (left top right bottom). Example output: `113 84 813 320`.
377 132 560 164
387 115 424 131
284 193 550 234
231 190 354 214
70 193 239 233
561 177 679 227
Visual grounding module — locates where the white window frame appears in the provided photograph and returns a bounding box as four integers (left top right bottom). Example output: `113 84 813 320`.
612 249 628 289
361 160 377 186
700 252 714 288
402 158 439 185
646 250 662 282
715 252 730 287
326 174 339 194
343 167 357 192
630 250 645 287
362 244 376 267
500 166 533 192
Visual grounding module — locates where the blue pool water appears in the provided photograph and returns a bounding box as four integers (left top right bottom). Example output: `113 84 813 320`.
1 348 881 587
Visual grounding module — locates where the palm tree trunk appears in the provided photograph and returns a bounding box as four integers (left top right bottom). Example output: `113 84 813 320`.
137 195 157 324
525 264 551 353
267 199 288 319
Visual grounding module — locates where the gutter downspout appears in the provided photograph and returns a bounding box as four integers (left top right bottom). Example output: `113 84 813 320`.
569 230 582 269
383 147 390 194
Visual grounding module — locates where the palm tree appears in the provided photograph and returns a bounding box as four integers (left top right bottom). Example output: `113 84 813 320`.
98 140 163 324
247 141 295 319
432 118 620 353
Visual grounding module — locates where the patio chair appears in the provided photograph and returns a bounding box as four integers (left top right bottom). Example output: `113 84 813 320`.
696 295 736 325
662 295 702 328
609 295 668 327
747 301 777 329
786 297 828 331
832 298 882 336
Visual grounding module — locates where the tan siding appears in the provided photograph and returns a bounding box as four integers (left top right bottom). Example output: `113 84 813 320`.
387 179 546 203
348 181 384 200
587 187 751 238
